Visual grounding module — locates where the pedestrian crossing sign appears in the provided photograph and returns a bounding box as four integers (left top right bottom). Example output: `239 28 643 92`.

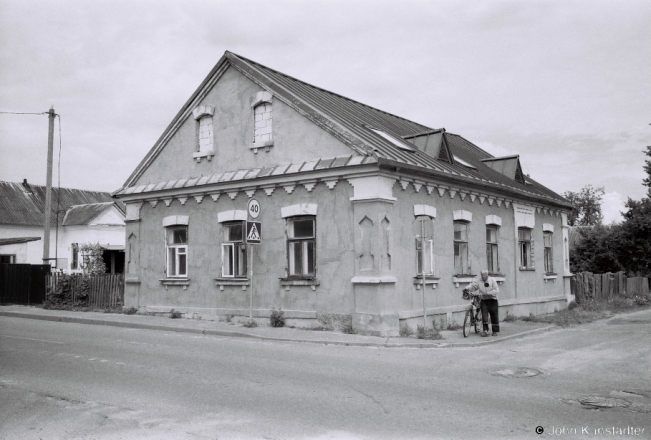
246 221 261 244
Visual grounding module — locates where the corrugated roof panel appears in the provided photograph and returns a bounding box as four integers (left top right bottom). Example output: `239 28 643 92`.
244 168 261 179
207 173 222 184
272 164 290 175
301 160 319 172
232 169 249 180
331 156 352 168
257 166 276 178
285 163 304 174
0 181 122 227
219 172 235 182
315 158 335 170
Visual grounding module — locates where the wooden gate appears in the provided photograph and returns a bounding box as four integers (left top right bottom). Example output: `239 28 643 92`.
0 264 51 305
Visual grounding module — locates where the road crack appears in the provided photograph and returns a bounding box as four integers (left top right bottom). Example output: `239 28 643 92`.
349 386 389 414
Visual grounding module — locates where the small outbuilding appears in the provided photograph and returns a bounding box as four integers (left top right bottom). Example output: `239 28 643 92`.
115 52 573 335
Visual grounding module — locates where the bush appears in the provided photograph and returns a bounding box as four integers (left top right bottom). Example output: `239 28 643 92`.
417 325 442 340
567 301 578 310
169 309 182 319
122 306 138 315
270 308 285 327
225 314 234 323
503 313 517 323
243 319 258 328
399 324 414 337
316 313 354 334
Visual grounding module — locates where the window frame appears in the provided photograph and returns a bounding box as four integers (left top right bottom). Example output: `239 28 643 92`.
253 101 273 145
286 216 316 279
166 225 188 278
416 238 435 276
0 254 16 264
486 225 499 274
518 227 533 270
221 221 247 278
453 220 470 275
543 231 553 274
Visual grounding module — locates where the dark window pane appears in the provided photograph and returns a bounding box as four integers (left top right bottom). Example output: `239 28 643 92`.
292 219 314 238
306 240 315 275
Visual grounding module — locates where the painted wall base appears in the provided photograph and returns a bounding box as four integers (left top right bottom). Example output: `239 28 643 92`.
352 312 399 337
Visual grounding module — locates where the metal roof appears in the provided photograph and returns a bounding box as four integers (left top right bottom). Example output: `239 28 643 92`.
0 181 125 227
118 155 377 196
62 202 119 226
120 51 569 207
0 237 41 246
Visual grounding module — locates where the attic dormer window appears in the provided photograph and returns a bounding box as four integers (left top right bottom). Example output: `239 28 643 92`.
192 105 215 162
251 91 273 153
453 155 476 170
368 127 415 152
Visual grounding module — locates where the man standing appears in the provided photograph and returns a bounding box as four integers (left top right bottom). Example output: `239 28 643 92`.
463 270 500 337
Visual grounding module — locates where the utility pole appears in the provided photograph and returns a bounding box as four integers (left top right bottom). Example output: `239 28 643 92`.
43 106 55 265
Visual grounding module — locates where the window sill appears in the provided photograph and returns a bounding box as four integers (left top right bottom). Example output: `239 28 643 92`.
280 278 320 291
250 140 274 153
159 278 191 290
413 275 440 290
452 275 476 288
544 274 558 283
193 150 215 163
519 268 536 272
350 275 397 285
214 277 250 291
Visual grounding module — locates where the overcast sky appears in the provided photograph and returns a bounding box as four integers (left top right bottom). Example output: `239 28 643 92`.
1 0 649 224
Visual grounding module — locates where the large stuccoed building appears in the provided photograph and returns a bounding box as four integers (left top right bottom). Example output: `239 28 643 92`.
114 51 574 336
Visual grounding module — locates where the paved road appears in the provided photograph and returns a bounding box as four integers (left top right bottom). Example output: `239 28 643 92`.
1 309 650 439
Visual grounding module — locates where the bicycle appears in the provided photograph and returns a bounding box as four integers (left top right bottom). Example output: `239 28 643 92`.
462 290 484 337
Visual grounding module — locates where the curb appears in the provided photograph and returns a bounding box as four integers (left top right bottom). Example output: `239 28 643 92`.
0 311 556 348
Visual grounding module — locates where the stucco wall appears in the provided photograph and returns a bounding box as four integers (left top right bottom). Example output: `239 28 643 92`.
125 180 357 317
134 66 354 187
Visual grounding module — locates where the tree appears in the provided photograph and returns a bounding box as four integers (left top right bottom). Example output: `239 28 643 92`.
570 224 622 274
615 198 651 276
563 185 605 226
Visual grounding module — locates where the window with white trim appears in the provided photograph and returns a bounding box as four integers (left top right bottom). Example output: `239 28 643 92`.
518 227 533 269
544 231 553 273
287 216 316 278
454 221 470 275
197 115 214 154
221 221 247 277
166 225 188 277
486 226 499 273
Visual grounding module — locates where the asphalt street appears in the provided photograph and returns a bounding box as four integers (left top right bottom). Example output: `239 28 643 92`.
1 309 650 439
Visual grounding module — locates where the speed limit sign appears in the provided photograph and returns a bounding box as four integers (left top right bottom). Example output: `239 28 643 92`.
247 198 260 219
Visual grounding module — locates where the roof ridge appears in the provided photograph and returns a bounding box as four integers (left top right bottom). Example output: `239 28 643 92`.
228 52 432 132
0 180 111 196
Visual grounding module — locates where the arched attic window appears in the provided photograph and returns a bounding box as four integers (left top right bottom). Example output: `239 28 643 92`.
192 105 215 162
251 91 273 153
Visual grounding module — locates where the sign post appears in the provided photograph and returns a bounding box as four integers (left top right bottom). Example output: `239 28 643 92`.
246 199 261 324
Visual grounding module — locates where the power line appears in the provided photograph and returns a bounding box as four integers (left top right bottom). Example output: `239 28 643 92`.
0 111 48 115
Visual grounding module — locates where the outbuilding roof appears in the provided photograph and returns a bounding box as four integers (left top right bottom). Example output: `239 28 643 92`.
121 51 570 208
0 181 125 227
62 202 122 226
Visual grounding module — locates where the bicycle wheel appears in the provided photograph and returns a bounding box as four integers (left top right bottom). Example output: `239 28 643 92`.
463 309 472 337
474 308 483 334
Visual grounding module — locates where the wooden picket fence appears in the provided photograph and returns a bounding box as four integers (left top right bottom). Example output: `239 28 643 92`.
46 273 124 308
571 271 649 303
